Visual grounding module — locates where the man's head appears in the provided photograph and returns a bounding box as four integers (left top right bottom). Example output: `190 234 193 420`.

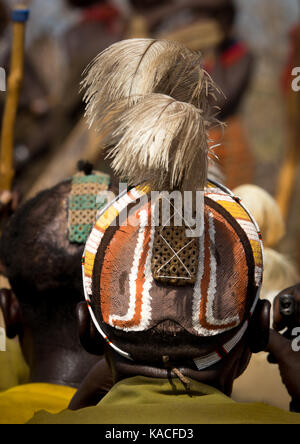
0 181 83 345
78 38 268 395
0 167 111 366
78 182 270 395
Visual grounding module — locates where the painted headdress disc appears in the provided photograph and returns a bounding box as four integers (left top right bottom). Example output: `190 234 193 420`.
83 182 263 353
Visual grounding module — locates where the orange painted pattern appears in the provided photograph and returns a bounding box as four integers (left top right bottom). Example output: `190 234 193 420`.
101 204 153 330
198 212 245 331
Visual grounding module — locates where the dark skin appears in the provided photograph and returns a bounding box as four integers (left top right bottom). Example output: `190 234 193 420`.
69 298 271 410
0 288 112 389
266 284 300 408
272 284 300 332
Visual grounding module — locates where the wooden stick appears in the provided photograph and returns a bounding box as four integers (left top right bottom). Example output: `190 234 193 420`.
276 26 300 221
0 5 29 192
276 131 300 220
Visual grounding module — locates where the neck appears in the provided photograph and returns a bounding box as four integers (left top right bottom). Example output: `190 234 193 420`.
26 340 100 389
109 337 251 397
112 358 234 397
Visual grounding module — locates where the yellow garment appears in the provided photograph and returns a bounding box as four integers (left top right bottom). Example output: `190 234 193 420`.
0 383 76 424
28 376 300 424
0 339 29 391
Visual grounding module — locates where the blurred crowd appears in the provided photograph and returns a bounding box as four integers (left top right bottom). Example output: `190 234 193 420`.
0 0 256 195
0 0 297 196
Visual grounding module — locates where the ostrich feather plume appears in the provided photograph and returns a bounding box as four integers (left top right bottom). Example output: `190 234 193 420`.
99 94 217 192
82 38 221 127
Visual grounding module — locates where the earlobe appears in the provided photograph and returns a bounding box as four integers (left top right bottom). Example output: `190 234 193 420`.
77 302 105 356
0 288 22 339
248 299 271 353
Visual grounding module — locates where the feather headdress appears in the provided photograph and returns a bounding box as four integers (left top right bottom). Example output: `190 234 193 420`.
82 38 221 127
98 94 217 191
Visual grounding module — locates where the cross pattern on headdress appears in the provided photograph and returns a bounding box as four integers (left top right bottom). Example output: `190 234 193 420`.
157 234 196 280
155 196 199 281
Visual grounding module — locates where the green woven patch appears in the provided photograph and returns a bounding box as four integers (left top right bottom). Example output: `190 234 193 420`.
69 195 98 211
69 224 93 244
72 174 110 185
68 171 110 244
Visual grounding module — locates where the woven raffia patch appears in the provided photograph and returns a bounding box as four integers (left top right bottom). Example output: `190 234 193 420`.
151 205 200 286
68 171 110 244
151 225 200 286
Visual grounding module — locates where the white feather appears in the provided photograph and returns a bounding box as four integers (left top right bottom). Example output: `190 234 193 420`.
99 94 215 191
82 38 221 127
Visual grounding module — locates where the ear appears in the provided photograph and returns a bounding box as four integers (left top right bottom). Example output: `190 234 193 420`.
77 302 105 356
248 299 271 353
0 289 22 339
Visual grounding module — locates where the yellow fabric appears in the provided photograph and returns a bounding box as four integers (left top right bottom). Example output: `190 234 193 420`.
0 383 76 424
0 339 29 391
28 376 300 424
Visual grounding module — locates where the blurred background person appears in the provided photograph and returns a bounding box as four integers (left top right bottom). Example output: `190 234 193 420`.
232 184 299 411
0 0 126 196
127 0 255 189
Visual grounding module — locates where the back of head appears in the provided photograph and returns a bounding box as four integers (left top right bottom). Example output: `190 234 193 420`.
83 183 262 369
0 181 82 335
81 39 264 373
0 166 111 341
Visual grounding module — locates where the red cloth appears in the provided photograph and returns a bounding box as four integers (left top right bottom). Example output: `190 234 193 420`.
220 41 248 67
203 41 249 73
82 3 119 28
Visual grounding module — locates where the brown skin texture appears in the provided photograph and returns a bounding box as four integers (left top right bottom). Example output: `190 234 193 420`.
0 288 111 389
266 284 300 407
273 284 300 332
267 330 300 404
69 299 270 410
0 180 115 390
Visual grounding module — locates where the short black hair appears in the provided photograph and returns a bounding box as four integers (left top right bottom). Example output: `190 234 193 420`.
0 181 84 340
